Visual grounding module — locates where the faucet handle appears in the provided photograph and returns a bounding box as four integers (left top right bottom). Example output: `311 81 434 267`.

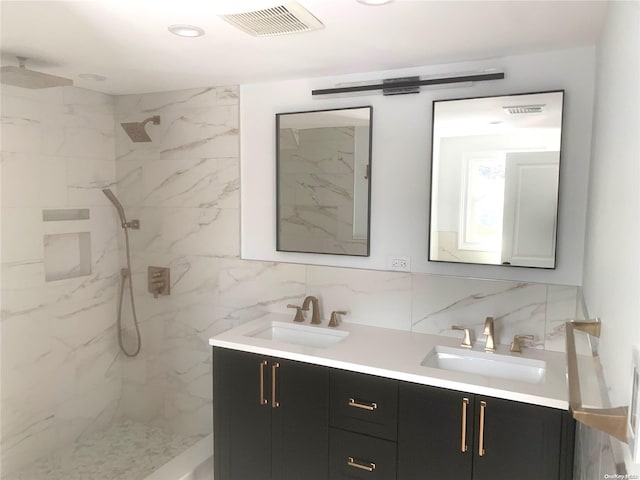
329 311 348 328
452 325 473 348
286 304 305 322
510 334 535 354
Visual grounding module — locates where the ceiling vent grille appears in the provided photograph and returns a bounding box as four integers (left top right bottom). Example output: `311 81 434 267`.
502 104 546 115
220 1 324 37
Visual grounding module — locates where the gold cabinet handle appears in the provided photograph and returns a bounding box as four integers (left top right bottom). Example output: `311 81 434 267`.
347 456 376 472
461 397 469 453
271 362 280 408
348 398 377 411
478 400 487 457
259 360 268 406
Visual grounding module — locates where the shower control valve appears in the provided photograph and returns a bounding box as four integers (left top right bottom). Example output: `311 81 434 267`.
148 266 170 299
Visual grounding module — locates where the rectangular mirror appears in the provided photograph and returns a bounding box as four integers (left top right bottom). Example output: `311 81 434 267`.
429 91 564 268
276 106 372 256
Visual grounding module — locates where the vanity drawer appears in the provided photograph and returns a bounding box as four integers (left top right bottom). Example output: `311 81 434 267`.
330 428 397 480
330 369 398 441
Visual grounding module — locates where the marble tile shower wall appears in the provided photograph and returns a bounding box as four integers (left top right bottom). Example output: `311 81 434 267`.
113 87 307 436
1 85 120 475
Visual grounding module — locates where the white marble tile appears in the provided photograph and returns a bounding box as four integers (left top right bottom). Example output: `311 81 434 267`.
142 157 239 209
1 208 45 263
114 159 144 207
411 275 547 349
1 152 68 207
544 284 579 352
1 259 46 290
305 265 413 330
213 259 306 313
158 106 239 160
125 206 239 257
66 157 117 206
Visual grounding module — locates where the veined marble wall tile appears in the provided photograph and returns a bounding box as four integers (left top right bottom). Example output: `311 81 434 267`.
124 207 239 257
67 157 117 206
1 85 119 476
544 284 579 352
142 157 239 209
213 259 306 314
411 275 547 349
1 153 68 207
116 87 232 114
1 208 44 263
1 259 45 290
158 106 239 160
305 266 413 330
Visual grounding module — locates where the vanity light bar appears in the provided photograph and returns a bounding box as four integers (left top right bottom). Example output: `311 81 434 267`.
311 71 505 97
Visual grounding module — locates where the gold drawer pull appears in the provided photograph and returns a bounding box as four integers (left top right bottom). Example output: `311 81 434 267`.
348 398 377 411
271 362 280 408
478 400 487 457
347 456 376 472
461 397 469 453
259 360 268 406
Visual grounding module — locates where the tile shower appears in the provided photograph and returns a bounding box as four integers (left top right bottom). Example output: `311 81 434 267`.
1 82 595 478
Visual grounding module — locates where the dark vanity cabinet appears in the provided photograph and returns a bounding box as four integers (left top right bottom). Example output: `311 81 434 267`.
397 383 575 480
213 347 574 480
213 347 329 480
329 370 399 480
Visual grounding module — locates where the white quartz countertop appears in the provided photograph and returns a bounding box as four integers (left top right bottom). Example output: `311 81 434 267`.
210 313 573 410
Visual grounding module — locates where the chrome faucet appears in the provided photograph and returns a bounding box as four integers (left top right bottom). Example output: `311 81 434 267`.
483 316 496 352
302 295 321 324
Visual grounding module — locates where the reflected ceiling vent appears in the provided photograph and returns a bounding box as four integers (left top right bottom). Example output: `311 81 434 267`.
220 1 324 37
502 104 546 115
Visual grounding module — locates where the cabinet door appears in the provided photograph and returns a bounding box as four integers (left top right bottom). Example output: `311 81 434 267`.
398 382 474 480
213 347 272 480
272 358 329 480
472 396 563 480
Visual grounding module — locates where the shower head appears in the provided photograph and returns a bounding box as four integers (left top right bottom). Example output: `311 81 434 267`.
102 189 127 226
0 56 73 89
120 115 160 143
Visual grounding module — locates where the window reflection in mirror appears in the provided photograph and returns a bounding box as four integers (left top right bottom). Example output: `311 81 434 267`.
429 91 564 268
276 106 372 256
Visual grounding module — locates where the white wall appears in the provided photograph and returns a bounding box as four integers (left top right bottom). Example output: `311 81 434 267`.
241 47 596 285
581 0 640 474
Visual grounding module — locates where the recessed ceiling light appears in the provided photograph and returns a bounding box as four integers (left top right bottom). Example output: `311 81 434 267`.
168 24 205 37
356 0 395 5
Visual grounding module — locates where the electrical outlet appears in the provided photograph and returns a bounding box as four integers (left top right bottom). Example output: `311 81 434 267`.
388 256 411 272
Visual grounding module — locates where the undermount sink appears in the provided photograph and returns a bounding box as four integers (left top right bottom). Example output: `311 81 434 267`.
246 321 349 349
421 345 546 385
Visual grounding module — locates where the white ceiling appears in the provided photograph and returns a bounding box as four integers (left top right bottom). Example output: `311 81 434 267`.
0 0 607 95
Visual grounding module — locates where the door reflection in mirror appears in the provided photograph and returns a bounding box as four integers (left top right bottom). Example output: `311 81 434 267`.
276 106 372 256
429 91 564 268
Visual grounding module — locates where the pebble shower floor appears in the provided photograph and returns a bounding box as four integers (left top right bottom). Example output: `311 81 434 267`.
5 421 204 480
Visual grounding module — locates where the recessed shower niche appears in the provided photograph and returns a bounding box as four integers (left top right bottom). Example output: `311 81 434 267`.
42 208 92 282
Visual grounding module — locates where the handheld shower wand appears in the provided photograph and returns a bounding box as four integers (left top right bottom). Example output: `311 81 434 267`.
102 189 139 230
102 188 141 357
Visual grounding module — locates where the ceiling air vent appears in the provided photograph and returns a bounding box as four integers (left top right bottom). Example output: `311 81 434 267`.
220 1 324 37
502 104 546 115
